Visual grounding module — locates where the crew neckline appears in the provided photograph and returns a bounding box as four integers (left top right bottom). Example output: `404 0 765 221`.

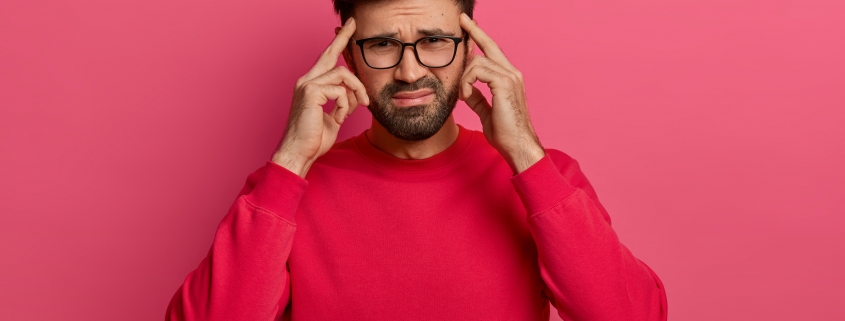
352 124 474 173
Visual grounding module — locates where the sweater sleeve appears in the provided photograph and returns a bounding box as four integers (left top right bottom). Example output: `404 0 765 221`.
510 150 668 321
165 161 308 321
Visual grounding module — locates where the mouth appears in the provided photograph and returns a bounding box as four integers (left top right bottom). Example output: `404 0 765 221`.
391 89 435 107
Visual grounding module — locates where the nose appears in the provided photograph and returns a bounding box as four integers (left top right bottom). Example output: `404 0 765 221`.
393 45 427 84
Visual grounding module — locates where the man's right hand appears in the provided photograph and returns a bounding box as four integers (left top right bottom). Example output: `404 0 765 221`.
272 18 369 178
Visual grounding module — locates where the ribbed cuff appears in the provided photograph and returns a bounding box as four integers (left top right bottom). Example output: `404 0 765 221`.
244 161 309 224
510 154 578 217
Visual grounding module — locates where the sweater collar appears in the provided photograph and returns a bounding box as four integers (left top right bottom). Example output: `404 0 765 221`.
352 124 474 173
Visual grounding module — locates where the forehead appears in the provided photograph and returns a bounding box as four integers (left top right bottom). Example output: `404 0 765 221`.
353 0 462 38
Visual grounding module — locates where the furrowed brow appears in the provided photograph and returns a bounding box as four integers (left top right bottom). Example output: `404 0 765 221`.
418 28 457 37
364 28 457 39
368 32 399 38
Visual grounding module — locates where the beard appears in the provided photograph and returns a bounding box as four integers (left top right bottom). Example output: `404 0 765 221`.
367 75 460 141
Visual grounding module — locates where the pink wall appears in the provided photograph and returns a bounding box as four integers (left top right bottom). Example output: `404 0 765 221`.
1 0 843 320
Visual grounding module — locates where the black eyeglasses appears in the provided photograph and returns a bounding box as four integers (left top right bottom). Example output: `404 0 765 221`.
351 35 464 69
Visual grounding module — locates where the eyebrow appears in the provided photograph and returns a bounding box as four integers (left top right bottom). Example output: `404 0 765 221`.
367 28 458 39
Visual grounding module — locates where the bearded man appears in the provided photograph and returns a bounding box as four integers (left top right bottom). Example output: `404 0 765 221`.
166 0 668 320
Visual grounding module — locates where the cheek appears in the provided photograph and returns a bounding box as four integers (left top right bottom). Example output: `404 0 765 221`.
433 66 464 88
358 72 390 96
349 54 380 93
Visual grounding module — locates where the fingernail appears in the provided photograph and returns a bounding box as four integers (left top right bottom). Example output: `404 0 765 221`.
460 13 469 21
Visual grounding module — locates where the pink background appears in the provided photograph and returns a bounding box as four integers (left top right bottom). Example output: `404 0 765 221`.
1 0 843 320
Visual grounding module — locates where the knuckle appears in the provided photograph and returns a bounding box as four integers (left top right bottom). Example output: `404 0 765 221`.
332 86 347 97
295 77 306 89
320 67 335 78
483 66 498 77
468 63 483 74
460 69 474 82
335 67 356 82
325 67 340 77
501 73 515 85
301 82 319 95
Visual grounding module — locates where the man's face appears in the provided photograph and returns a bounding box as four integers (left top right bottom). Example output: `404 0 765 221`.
343 0 471 141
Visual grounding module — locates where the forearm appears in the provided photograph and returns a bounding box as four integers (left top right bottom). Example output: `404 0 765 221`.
166 161 307 321
527 190 666 320
512 153 667 321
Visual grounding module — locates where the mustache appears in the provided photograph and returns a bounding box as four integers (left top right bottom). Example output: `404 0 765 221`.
379 76 442 98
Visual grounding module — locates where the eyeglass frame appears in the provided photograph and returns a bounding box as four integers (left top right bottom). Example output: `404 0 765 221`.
349 35 465 70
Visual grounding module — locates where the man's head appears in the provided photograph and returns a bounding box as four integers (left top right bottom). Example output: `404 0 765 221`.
333 0 476 141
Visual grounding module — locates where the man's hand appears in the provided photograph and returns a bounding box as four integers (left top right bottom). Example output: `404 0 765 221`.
458 13 545 174
272 18 369 178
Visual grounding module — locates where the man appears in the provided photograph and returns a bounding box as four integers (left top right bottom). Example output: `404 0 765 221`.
166 0 668 320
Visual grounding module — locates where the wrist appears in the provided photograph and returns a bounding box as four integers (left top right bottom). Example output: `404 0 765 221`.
503 141 545 174
271 151 312 178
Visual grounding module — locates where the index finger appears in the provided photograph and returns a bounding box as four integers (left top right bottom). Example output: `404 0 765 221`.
459 13 516 71
304 18 357 80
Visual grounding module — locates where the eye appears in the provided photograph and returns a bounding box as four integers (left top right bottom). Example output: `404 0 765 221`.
366 39 398 50
418 37 452 50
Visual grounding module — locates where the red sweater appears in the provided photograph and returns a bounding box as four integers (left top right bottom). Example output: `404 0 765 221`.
165 125 667 321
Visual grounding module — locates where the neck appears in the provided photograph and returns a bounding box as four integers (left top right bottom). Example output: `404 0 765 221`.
366 116 460 160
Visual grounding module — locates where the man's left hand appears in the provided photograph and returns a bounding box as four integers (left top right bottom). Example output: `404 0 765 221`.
458 13 545 174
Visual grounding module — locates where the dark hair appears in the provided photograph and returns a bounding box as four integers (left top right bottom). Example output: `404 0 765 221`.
332 0 476 25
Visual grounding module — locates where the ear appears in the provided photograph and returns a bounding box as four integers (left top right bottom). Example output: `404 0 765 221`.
465 38 476 64
342 47 353 67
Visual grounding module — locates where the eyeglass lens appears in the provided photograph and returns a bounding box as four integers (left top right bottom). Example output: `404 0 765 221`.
361 37 456 68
